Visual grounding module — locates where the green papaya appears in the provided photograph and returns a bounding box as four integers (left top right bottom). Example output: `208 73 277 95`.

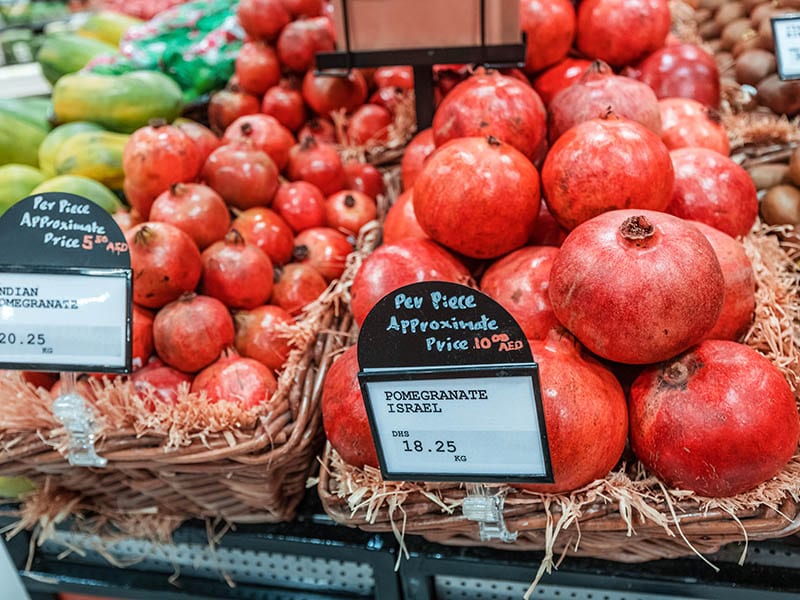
36 34 118 85
0 164 46 215
52 70 183 134
32 175 123 214
77 11 142 46
54 130 128 189
0 98 52 167
38 121 106 178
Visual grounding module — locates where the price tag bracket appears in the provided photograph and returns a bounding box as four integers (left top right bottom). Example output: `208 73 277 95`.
772 15 800 81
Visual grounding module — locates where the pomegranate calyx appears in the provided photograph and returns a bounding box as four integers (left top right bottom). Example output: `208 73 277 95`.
133 225 153 245
148 118 168 129
660 356 702 388
293 244 310 261
170 182 184 196
225 228 246 245
619 216 655 242
178 292 197 302
584 60 612 80
486 135 502 147
344 194 356 208
240 122 254 136
300 135 318 150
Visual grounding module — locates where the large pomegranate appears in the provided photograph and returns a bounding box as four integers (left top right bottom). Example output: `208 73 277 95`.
382 189 428 244
235 41 281 96
516 330 628 493
350 238 470 325
549 210 725 364
231 207 295 265
576 0 671 68
200 230 274 309
237 0 290 41
277 17 335 73
343 162 385 199
321 345 379 468
132 358 192 404
548 61 662 143
630 340 799 497
635 44 721 108
667 148 758 238
192 354 277 407
347 104 393 146
480 247 560 341
208 87 260 135
690 221 755 342
413 136 540 259
532 58 592 107
234 305 295 371
273 181 326 233
400 128 436 190
658 98 730 155
202 142 279 210
287 138 346 195
432 72 548 165
272 263 328 315
520 0 576 74
292 227 353 281
261 83 307 132
542 113 674 230
153 294 234 373
149 183 230 250
126 222 202 308
302 69 368 116
222 115 295 171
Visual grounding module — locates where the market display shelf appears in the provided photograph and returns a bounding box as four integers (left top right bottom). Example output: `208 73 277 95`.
0 61 49 98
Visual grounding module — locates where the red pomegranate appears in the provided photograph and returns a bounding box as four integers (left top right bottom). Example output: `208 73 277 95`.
324 190 377 236
690 221 755 341
132 358 192 404
222 115 295 171
235 41 281 96
374 66 413 89
297 118 337 145
516 330 628 493
529 200 569 247
132 305 154 369
208 87 260 136
262 83 307 132
273 181 326 233
658 98 730 155
414 136 540 259
343 162 385 199
350 238 470 325
635 44 721 108
382 189 428 244
112 207 144 233
231 207 295 265
201 230 274 309
293 227 353 281
532 58 592 107
277 17 335 73
153 294 235 372
279 0 324 17
174 119 221 165
202 142 279 210
149 183 230 250
237 0 290 41
191 354 277 407
122 120 202 218
520 0 576 74
548 61 662 143
432 71 548 165
321 345 379 468
287 138 346 195
272 263 328 315
480 247 560 341
126 222 202 308
667 148 758 238
234 305 295 371
630 340 799 497
23 371 59 390
542 113 674 230
347 104 393 146
549 210 725 364
400 128 436 190
302 69 368 116
576 0 670 68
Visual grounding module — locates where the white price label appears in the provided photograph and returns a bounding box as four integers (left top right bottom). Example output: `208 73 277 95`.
0 271 129 370
362 372 550 480
773 16 800 80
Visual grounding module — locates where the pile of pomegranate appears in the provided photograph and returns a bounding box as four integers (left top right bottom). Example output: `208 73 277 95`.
322 0 799 500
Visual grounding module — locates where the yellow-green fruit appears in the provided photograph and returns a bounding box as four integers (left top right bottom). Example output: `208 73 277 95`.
54 130 128 189
0 98 52 167
32 175 123 214
77 11 142 46
0 476 36 498
36 33 117 85
0 164 46 214
38 121 105 178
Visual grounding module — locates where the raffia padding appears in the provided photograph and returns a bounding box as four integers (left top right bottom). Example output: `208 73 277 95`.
318 223 800 580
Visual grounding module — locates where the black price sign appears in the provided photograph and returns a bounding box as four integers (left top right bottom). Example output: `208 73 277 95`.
358 281 552 483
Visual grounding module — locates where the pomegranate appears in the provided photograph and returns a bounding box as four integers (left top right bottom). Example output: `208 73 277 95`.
532 58 592 107
382 189 428 244
549 210 725 364
432 71 547 165
347 104 392 146
350 238 470 325
132 358 192 404
414 136 540 259
287 137 346 196
321 345 379 468
231 207 295 265
237 0 290 41
153 294 234 372
234 305 295 371
277 17 335 73
374 66 413 89
208 87 260 136
343 162 385 199
302 69 368 116
262 83 307 132
149 183 230 250
689 221 755 341
529 200 569 247
516 330 628 493
279 0 323 17
658 98 730 155
324 190 377 236
22 371 58 390
480 247 560 341
122 120 202 218
576 0 671 68
635 44 721 108
542 112 674 230
548 61 662 143
202 142 279 210
400 128 436 190
113 207 144 234
192 354 277 407
174 119 221 165
272 263 328 315
273 181 326 233
132 305 154 369
222 115 295 171
201 230 274 309
126 222 202 308
520 0 576 73
293 227 353 281
667 148 758 238
235 41 281 96
297 118 337 145
630 340 799 497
